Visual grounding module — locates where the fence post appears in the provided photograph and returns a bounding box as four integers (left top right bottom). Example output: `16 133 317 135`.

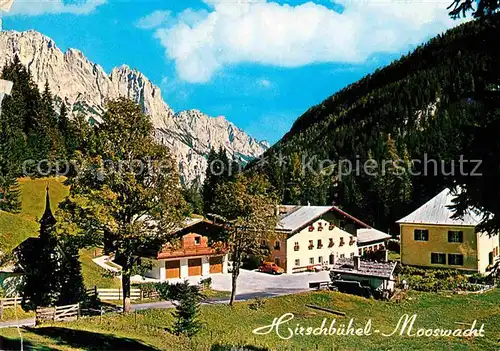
100 307 103 323
140 288 143 301
77 302 81 319
118 287 121 301
53 307 56 322
0 300 3 319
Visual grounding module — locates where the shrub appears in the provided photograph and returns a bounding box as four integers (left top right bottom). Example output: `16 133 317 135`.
249 297 265 311
172 289 203 337
386 239 400 253
199 277 212 290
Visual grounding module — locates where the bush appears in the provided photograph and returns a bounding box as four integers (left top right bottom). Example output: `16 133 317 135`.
386 239 400 253
248 297 265 311
136 282 158 299
397 265 493 292
199 277 212 290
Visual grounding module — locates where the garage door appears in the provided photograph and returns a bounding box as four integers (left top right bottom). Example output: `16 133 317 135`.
188 258 202 276
165 260 180 279
209 256 223 274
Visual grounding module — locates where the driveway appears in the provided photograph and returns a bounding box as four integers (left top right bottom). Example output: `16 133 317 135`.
165 269 330 295
215 269 330 295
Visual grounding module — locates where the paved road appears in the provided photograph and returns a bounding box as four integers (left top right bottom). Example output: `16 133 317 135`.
0 317 35 329
0 269 327 328
132 289 309 311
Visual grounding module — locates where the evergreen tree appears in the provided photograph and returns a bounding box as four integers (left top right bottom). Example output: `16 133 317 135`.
16 188 63 309
170 282 203 337
182 180 204 215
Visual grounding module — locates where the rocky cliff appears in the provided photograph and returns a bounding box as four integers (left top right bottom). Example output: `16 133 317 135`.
0 30 269 183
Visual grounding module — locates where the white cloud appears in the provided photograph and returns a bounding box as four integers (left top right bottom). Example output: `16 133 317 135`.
136 10 171 29
257 78 272 88
153 0 465 83
5 0 106 16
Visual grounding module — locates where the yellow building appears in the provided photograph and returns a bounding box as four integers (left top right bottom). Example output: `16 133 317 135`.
397 189 500 274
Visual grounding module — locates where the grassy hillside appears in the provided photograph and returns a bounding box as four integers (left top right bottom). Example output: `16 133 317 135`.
0 289 498 350
0 177 119 289
0 177 69 252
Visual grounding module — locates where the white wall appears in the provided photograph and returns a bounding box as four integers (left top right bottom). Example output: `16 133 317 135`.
338 273 395 292
477 232 500 273
149 254 230 281
286 215 358 273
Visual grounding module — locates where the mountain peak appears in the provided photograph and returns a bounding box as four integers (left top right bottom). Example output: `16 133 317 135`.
0 29 268 184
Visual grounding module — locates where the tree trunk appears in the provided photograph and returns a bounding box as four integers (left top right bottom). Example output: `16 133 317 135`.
229 267 239 306
122 270 131 313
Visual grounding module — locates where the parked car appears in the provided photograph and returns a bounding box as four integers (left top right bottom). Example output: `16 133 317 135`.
257 262 284 275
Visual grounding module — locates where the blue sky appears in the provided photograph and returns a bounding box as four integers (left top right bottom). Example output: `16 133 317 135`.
3 0 464 144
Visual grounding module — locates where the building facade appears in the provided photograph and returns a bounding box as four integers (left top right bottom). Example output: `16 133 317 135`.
265 205 374 273
143 220 228 281
397 189 500 273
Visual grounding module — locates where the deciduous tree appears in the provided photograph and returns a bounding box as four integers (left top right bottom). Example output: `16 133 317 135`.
212 172 277 306
59 98 186 312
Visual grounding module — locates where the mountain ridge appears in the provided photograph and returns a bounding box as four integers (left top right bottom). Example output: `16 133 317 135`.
0 29 269 184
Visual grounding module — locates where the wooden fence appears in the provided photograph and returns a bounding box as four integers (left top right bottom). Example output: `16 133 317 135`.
0 296 22 318
87 287 142 301
35 303 80 325
87 286 159 301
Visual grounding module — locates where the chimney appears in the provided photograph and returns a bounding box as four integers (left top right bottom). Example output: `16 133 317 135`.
353 256 360 271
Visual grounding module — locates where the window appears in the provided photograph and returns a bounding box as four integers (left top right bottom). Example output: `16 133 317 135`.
318 256 323 264
317 239 323 249
328 238 334 247
308 240 314 250
350 252 355 258
275 257 281 266
340 254 345 259
448 230 463 243
339 237 345 246
329 223 335 230
489 252 494 265
349 237 356 245
358 248 362 255
194 236 201 245
294 242 300 251
318 222 323 231
274 241 281 250
309 257 314 264
339 220 346 230
414 229 429 241
431 253 446 264
448 254 464 266
295 259 300 267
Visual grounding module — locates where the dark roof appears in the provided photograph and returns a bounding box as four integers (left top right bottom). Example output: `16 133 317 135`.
330 258 397 279
40 186 56 227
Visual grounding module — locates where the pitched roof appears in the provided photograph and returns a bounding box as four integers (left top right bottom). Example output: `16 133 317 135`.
396 188 483 226
276 205 370 233
357 228 392 245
